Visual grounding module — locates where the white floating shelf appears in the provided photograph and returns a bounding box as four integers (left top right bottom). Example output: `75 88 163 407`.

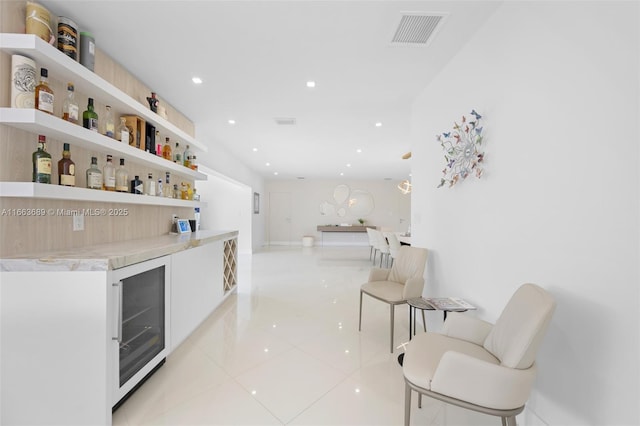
0 108 207 181
0 182 207 208
0 33 207 153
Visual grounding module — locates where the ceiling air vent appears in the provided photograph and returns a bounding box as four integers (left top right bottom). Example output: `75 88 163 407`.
274 117 296 126
390 12 446 47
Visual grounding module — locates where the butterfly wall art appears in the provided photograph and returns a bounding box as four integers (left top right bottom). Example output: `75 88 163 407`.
436 109 485 188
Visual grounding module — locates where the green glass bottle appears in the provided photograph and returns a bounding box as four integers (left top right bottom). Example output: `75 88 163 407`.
83 97 99 131
32 134 52 183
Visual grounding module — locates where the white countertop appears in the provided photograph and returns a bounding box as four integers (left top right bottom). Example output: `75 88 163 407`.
0 230 238 272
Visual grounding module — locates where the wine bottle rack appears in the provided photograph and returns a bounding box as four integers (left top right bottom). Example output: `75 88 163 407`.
223 238 238 293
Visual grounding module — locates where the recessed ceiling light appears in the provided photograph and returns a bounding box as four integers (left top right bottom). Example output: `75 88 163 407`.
306 81 316 88
274 172 279 175
340 172 344 176
192 77 203 84
375 122 382 127
265 162 270 166
356 149 362 153
346 163 351 167
252 147 258 152
228 119 236 125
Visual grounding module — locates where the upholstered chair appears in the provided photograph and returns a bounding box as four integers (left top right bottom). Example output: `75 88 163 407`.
366 228 378 263
384 232 402 267
402 283 556 426
359 246 428 352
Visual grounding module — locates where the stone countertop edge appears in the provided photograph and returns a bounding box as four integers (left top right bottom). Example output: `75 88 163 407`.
0 230 239 272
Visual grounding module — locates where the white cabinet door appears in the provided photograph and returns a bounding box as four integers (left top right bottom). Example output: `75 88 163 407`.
170 241 224 351
0 271 112 426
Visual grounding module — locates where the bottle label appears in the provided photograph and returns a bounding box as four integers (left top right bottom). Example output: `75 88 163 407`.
38 92 54 113
116 184 128 192
89 118 98 131
36 157 52 174
69 164 75 175
104 176 116 188
120 129 129 144
60 174 75 186
88 172 102 188
69 104 79 121
106 123 115 138
134 183 143 194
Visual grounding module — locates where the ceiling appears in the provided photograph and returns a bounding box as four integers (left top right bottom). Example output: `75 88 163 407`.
40 0 500 181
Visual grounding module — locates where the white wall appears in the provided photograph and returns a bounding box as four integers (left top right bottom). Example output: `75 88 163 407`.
410 2 639 425
264 179 410 245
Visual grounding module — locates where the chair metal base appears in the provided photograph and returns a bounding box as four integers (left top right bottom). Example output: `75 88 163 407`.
404 379 524 426
359 290 406 353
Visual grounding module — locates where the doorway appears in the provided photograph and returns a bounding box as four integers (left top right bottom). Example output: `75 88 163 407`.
268 192 292 245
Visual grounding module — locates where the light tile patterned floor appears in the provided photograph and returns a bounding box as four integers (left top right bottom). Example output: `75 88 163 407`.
113 246 498 426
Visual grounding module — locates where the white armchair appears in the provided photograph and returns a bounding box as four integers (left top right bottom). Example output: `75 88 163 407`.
359 246 428 352
402 283 556 426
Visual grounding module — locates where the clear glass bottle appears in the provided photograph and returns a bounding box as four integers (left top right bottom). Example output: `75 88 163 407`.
173 184 179 199
86 156 102 190
115 158 128 192
57 143 75 186
116 117 129 144
83 97 99 131
173 141 182 164
32 135 52 183
156 178 163 197
163 171 172 197
104 105 115 138
102 155 116 191
162 137 172 161
62 83 79 124
35 68 54 115
144 173 155 196
190 155 198 170
183 144 191 167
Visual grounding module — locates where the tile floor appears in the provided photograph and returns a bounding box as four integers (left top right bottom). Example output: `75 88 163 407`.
113 246 499 426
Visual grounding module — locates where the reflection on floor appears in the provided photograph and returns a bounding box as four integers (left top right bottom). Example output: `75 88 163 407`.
113 246 499 426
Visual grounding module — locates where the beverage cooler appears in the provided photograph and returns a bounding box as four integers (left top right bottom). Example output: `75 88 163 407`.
110 256 170 409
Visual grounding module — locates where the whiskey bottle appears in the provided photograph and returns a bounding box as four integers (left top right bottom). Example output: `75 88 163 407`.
162 137 172 161
144 173 155 196
62 83 79 124
156 178 163 197
115 158 128 192
35 68 54 115
190 155 198 171
104 105 115 138
102 154 116 191
32 135 52 183
83 97 99 131
86 156 102 190
57 143 75 186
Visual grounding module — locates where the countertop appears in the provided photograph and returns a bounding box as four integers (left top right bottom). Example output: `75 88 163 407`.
0 230 238 272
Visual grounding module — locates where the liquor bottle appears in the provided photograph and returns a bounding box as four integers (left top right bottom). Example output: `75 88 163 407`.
32 134 52 183
35 68 54 115
173 141 182 164
144 173 155 196
83 97 99 131
57 143 75 186
162 137 172 161
86 156 102 190
116 117 129 144
115 158 128 192
156 178 163 197
62 83 79 124
173 184 179 199
163 171 172 197
130 175 143 194
190 155 198 171
102 154 116 191
104 105 115 138
183 144 191 167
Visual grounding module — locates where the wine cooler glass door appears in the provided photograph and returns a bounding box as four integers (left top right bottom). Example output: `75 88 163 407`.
119 265 165 386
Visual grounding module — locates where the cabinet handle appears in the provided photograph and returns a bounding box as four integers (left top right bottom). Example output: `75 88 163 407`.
112 281 123 342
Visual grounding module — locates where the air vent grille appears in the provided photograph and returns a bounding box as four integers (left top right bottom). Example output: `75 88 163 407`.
274 117 296 126
391 13 445 46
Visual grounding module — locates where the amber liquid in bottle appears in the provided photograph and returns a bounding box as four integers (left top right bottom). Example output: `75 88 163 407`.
58 143 76 186
35 68 54 115
162 137 172 161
